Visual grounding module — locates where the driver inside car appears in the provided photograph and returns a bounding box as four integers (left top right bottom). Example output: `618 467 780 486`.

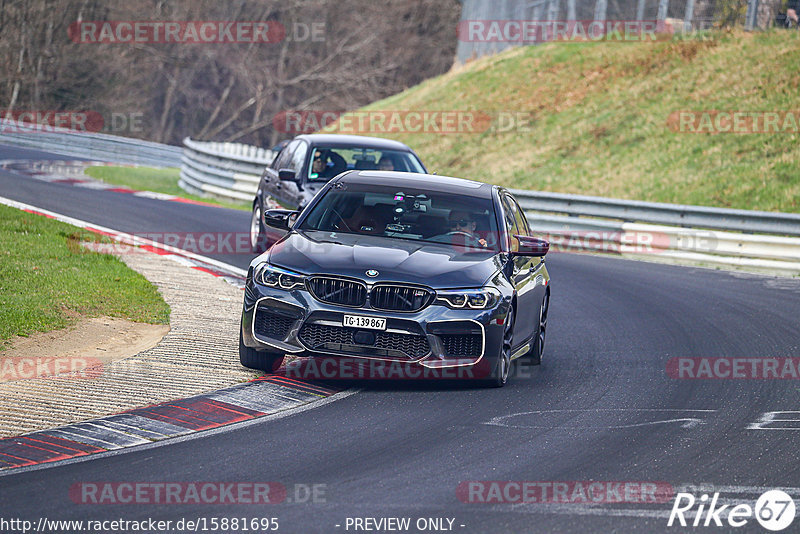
311 149 347 180
442 210 488 248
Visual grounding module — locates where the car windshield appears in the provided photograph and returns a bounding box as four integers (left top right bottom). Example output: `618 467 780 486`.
298 182 500 252
307 147 425 181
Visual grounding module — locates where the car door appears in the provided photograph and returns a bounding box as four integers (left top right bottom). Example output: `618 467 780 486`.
501 193 537 349
261 140 296 209
268 139 306 209
279 139 308 210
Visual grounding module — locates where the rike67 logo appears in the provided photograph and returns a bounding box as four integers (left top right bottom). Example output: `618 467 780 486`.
668 490 796 531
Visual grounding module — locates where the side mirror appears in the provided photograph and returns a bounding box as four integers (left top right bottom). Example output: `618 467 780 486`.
263 209 299 230
278 168 297 182
513 235 549 257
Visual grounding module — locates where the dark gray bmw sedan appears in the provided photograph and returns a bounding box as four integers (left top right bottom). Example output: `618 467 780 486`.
240 170 550 387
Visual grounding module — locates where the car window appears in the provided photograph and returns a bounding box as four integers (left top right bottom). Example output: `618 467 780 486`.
273 140 298 170
511 196 530 236
298 182 500 252
289 141 308 173
500 195 520 252
307 146 425 180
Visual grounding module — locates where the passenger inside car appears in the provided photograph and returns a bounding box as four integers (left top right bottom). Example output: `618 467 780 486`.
378 155 395 170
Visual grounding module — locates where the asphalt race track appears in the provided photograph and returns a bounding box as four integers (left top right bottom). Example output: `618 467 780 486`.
2 144 800 533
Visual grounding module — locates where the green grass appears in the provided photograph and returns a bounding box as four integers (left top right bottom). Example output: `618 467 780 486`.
348 29 800 213
84 166 249 211
0 204 170 349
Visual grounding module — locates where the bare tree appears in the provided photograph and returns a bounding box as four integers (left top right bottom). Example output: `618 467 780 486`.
0 0 461 145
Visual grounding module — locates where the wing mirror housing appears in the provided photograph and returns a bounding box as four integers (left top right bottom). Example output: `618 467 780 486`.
513 235 549 257
278 168 297 182
263 209 299 230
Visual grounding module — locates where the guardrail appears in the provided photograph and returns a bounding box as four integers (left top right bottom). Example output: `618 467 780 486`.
0 119 181 167
179 137 799 273
179 137 273 203
511 190 800 237
512 191 800 273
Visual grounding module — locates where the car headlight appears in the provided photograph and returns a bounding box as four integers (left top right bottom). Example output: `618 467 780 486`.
435 287 500 309
255 262 305 289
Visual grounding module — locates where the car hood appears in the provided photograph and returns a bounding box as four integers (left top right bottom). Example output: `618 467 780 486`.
268 230 502 288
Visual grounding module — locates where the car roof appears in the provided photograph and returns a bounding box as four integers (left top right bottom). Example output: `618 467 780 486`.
335 170 495 198
295 134 414 152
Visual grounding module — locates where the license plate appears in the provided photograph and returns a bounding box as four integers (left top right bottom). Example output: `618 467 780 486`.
343 315 387 330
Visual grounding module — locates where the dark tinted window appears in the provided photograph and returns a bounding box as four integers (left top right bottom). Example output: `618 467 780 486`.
299 183 500 251
289 141 308 173
511 196 530 236
307 146 425 181
273 140 298 170
500 195 519 252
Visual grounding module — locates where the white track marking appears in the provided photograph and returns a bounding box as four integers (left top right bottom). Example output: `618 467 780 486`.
485 409 716 429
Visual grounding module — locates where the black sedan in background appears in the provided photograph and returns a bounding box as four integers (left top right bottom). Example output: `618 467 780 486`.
249 133 427 252
240 170 550 387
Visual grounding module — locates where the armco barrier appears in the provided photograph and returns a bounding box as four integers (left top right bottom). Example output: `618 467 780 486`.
511 190 800 238
179 137 273 203
3 125 793 274
180 137 800 273
0 118 181 167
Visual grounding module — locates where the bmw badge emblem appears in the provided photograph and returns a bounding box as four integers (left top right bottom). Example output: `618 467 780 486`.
366 269 379 278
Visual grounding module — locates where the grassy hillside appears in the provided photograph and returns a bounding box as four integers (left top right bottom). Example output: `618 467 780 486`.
351 30 800 213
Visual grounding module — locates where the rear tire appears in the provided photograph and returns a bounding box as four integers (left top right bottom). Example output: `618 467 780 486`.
530 291 549 366
239 327 284 373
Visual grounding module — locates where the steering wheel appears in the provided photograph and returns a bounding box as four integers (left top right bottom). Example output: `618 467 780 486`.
445 230 474 237
440 230 487 248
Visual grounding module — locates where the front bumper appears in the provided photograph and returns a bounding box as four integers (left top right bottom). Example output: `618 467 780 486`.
241 275 509 370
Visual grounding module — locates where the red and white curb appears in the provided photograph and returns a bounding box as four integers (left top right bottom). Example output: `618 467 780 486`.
0 195 350 471
0 375 342 470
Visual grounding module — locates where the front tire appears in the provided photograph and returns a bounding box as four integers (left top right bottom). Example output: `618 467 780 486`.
485 307 513 388
239 327 284 373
